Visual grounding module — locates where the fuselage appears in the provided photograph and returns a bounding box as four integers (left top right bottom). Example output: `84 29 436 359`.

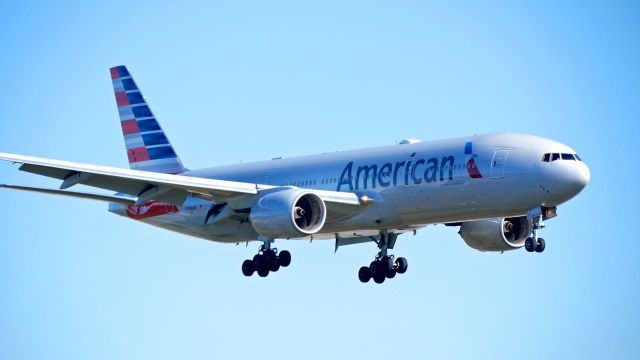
109 133 590 243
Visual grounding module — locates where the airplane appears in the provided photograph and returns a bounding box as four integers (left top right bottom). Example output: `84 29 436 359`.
0 65 590 284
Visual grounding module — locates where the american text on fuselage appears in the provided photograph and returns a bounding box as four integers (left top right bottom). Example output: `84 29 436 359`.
337 154 458 191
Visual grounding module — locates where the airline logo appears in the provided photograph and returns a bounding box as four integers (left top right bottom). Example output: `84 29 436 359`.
465 141 483 178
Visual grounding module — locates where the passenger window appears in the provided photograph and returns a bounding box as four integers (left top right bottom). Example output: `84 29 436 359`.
562 153 575 160
552 153 560 161
542 153 550 162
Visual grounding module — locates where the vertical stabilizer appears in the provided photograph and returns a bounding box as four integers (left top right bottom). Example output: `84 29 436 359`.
110 65 187 174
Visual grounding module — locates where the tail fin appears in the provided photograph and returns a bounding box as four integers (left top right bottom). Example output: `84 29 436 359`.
110 65 187 174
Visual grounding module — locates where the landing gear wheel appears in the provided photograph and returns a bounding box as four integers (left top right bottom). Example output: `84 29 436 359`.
373 273 385 284
535 238 546 253
278 250 291 267
244 241 292 279
242 259 254 277
370 261 383 278
358 266 372 283
253 254 263 268
382 256 394 273
386 269 396 279
263 249 276 265
254 254 269 277
525 237 535 252
360 231 406 284
257 266 269 277
395 257 408 274
270 259 280 272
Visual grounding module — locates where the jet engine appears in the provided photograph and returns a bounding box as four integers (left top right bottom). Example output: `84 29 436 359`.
249 188 327 239
459 216 531 252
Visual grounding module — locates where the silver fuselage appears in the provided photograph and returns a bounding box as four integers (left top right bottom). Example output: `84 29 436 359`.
108 133 590 243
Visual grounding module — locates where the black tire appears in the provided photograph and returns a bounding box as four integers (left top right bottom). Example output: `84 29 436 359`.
382 256 394 273
373 273 385 284
370 260 383 277
253 254 263 268
257 266 269 277
270 258 280 272
263 249 276 265
535 238 546 253
386 269 396 279
279 250 291 267
242 259 255 277
396 257 408 274
358 266 372 283
525 237 535 252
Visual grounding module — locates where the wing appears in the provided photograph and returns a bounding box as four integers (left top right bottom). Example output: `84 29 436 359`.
0 153 360 207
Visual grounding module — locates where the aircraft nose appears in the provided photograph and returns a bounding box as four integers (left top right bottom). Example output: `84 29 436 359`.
569 161 590 192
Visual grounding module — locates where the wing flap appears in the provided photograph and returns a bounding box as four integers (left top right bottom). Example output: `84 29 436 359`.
0 184 136 205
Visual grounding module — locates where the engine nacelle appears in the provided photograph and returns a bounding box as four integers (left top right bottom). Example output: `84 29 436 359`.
459 216 531 252
249 188 327 239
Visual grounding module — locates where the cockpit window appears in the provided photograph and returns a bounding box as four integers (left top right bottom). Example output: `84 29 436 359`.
542 152 583 162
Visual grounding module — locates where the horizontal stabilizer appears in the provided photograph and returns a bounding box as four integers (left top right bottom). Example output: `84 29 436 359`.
0 184 136 205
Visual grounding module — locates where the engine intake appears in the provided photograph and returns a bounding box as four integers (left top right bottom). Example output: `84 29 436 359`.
250 188 326 239
459 216 531 252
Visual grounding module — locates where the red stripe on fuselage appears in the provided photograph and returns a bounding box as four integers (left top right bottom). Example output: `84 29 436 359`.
125 201 179 220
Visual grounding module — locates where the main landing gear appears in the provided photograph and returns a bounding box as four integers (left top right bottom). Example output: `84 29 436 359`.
524 207 547 253
358 231 408 284
241 239 291 277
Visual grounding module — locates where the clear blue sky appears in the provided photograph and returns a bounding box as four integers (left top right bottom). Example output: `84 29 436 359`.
0 1 638 359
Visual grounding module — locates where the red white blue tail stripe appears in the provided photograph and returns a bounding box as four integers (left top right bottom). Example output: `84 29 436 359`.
110 65 186 174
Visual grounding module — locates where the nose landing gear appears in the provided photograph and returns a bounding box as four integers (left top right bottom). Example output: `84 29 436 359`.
525 237 545 253
358 231 408 284
525 207 548 253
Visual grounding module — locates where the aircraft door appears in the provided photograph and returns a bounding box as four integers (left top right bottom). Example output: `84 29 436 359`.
491 150 509 179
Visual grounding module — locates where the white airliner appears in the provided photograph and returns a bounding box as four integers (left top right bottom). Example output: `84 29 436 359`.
0 66 590 284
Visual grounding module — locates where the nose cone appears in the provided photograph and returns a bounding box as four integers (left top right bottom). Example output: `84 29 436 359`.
568 161 590 193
